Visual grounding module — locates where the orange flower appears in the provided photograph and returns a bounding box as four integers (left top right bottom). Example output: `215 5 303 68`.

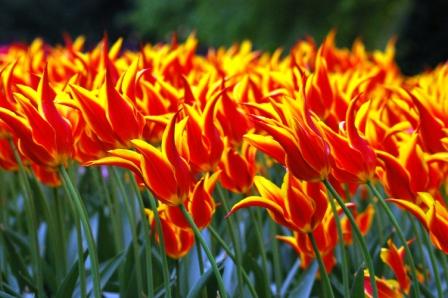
388 192 448 253
228 173 328 233
322 95 376 184
0 139 16 170
215 87 252 145
277 207 338 272
380 239 411 294
341 204 375 245
69 70 145 149
218 139 256 194
145 207 195 259
376 151 415 202
0 67 74 168
249 96 331 182
181 91 223 173
364 272 402 298
167 171 220 229
87 112 193 206
408 90 446 154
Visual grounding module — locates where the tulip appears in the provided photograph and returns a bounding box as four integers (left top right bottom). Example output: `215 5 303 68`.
388 192 448 253
145 207 195 259
364 272 402 298
87 111 194 206
380 240 411 294
218 139 256 194
249 96 331 182
228 172 328 233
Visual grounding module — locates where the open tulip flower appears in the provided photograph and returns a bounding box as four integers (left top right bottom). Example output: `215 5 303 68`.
87 111 193 206
389 192 448 253
1 32 448 298
228 173 328 233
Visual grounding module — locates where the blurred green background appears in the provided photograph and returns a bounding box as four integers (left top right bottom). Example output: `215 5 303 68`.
0 0 447 74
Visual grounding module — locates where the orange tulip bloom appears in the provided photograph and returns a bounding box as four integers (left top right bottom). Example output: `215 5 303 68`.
69 70 145 149
145 207 195 259
364 272 402 298
0 139 16 170
167 171 220 230
388 192 448 253
181 91 223 173
380 239 411 294
277 207 338 272
87 112 194 206
376 151 415 202
218 139 256 194
216 87 252 145
228 173 328 233
249 97 331 182
0 67 74 168
408 90 446 154
341 204 375 245
322 95 376 184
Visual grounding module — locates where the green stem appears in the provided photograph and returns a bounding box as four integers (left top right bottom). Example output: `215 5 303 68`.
269 221 282 297
216 186 245 297
147 190 172 298
366 182 421 298
176 260 182 298
249 209 271 297
327 193 350 298
308 232 335 298
59 166 101 298
195 236 208 298
208 226 258 298
408 214 427 276
9 139 45 297
92 168 122 253
179 204 227 298
323 179 378 298
421 223 443 298
131 178 154 297
438 250 448 289
110 168 143 297
53 188 68 277
71 199 87 298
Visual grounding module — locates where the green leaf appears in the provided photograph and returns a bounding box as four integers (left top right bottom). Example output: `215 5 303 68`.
86 250 125 296
351 265 365 298
55 251 88 298
0 282 22 298
186 266 214 298
280 259 300 296
2 229 35 291
289 261 318 298
0 290 19 298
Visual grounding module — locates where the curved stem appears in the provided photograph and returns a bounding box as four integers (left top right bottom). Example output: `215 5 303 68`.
366 181 421 298
249 209 271 297
59 166 101 298
147 190 172 298
131 178 154 297
216 186 245 297
9 139 45 297
327 193 350 298
72 202 87 298
421 222 443 298
179 204 227 298
110 168 143 296
208 226 258 298
195 236 208 298
323 179 378 298
92 168 122 253
269 221 282 297
308 232 335 298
